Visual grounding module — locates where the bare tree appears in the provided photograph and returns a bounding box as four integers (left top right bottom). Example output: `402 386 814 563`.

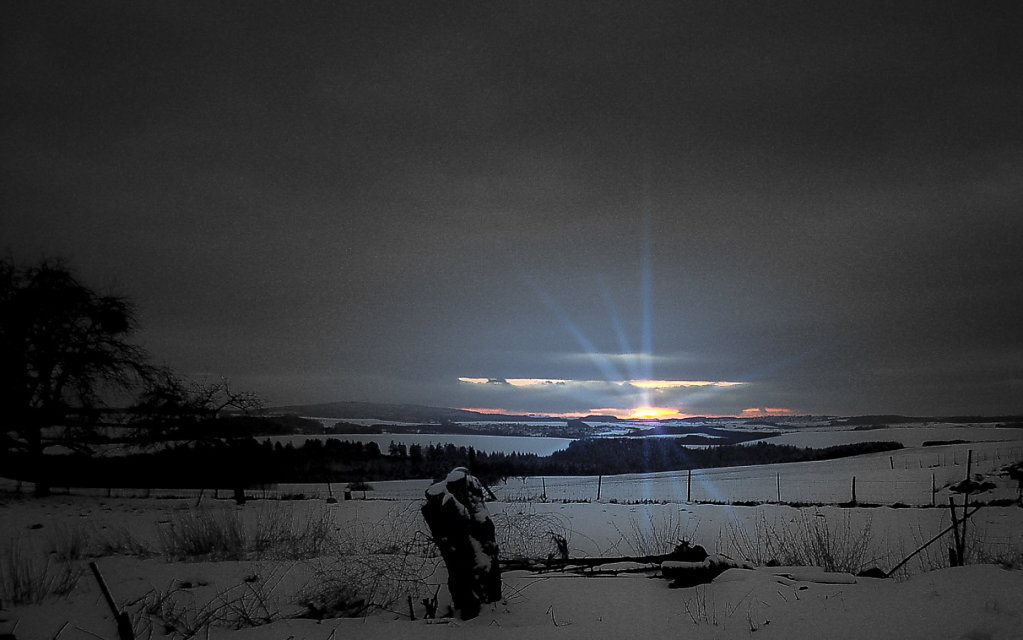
0 258 150 495
131 371 264 442
190 376 265 419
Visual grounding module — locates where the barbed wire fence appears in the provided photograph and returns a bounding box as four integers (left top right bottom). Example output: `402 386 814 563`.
3 444 1021 507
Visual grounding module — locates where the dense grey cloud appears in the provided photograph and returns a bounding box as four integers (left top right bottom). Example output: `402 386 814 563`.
3 2 1022 416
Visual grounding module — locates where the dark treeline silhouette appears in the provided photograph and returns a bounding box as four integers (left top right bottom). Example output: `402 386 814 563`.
0 437 903 490
545 439 903 475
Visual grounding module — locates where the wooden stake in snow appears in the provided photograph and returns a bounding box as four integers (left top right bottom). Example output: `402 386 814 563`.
960 450 974 563
948 497 963 566
421 467 501 620
885 505 981 577
90 562 135 640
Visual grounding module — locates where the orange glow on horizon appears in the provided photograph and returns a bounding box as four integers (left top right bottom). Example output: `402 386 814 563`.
739 407 797 417
626 406 684 420
460 406 795 420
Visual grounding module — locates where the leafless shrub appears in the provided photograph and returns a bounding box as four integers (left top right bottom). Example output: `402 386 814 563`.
298 503 440 618
133 568 290 639
492 505 570 560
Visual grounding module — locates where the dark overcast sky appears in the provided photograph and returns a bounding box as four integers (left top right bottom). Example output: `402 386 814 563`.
3 1 1023 417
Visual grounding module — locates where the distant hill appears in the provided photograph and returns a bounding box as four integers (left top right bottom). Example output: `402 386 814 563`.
579 414 621 422
266 400 561 424
265 403 1021 428
830 415 1023 426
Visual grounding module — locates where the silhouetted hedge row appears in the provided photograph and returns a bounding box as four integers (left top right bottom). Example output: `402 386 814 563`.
0 437 903 489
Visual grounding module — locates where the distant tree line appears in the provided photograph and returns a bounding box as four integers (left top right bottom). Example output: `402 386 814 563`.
0 436 904 490
544 439 904 475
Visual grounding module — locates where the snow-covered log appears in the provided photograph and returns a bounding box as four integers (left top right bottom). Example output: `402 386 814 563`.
661 554 754 588
421 467 501 619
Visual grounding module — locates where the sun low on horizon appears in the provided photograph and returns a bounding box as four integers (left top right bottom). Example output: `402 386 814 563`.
625 406 683 420
455 376 771 420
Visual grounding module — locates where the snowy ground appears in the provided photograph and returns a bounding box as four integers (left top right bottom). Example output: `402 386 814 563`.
2 423 1022 639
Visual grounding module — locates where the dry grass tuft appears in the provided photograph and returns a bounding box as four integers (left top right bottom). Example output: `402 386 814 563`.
727 509 875 574
611 508 700 557
156 503 340 561
0 538 82 605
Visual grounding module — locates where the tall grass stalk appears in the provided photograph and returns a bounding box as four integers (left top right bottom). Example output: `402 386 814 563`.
46 523 93 561
727 509 875 574
158 509 248 560
611 509 700 557
0 539 81 605
157 503 340 560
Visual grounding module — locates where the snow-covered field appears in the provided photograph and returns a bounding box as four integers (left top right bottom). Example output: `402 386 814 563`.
2 423 1023 640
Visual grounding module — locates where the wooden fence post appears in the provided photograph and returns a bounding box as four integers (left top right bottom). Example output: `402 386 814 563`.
948 497 962 566
851 476 856 504
687 469 692 502
776 473 781 503
961 450 973 561
596 475 602 501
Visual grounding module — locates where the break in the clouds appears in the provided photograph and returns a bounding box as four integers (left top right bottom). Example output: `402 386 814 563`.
457 377 749 418
2 2 1022 417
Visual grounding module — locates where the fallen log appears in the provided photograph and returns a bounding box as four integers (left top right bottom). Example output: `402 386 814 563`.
500 552 681 573
661 555 755 588
501 540 710 573
501 541 755 588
